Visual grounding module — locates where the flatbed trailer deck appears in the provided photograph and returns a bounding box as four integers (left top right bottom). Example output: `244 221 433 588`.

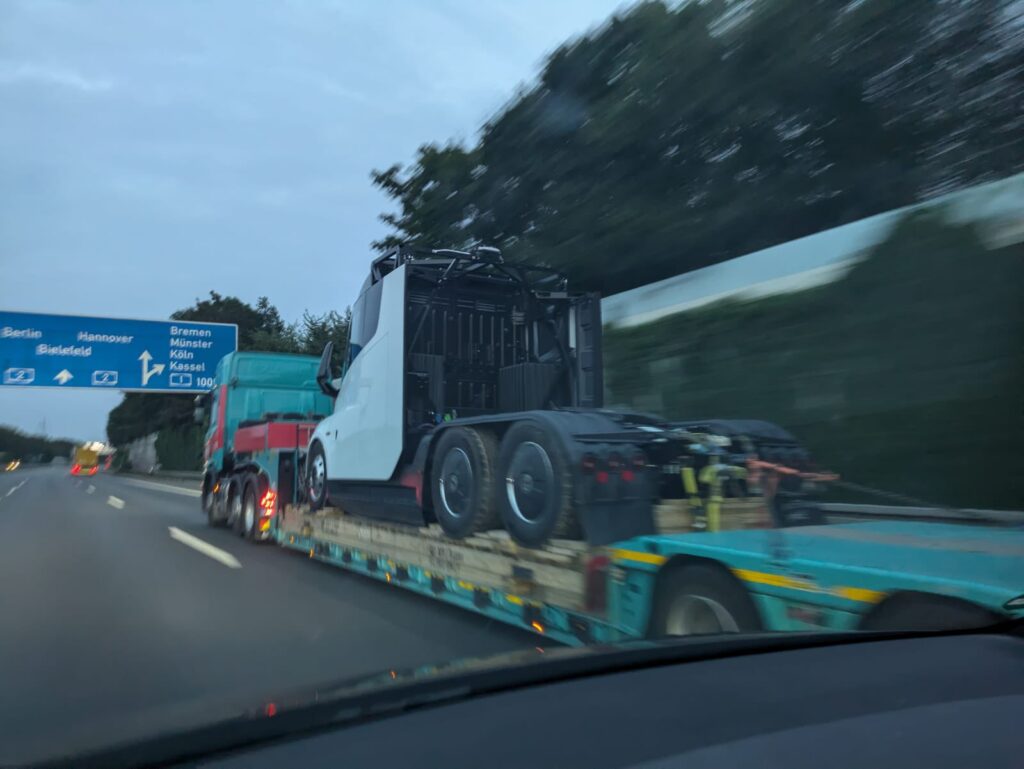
272 501 1024 646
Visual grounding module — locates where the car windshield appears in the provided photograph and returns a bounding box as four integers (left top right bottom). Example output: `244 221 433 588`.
1 0 1022 765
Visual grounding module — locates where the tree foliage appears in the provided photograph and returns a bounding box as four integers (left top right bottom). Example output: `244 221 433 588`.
371 0 1024 294
0 426 75 463
106 294 350 448
604 211 1024 508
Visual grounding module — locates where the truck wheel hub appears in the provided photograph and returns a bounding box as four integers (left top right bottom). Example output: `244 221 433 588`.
439 448 472 518
667 595 739 635
311 455 326 497
506 441 553 523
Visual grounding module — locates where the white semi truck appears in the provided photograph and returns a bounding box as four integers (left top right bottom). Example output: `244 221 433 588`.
305 246 812 548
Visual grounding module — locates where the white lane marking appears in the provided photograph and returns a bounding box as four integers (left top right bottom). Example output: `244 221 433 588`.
107 496 125 509
5 481 25 497
121 477 202 497
168 527 242 569
87 485 96 494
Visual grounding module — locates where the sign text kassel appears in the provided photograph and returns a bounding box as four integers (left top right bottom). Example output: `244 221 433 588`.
0 311 237 393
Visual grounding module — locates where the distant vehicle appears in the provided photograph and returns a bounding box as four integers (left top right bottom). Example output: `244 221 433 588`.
4 459 20 471
70 445 99 476
196 351 334 538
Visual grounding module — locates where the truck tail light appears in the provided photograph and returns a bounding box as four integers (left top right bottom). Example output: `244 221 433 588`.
621 451 646 482
260 488 277 515
88 466 97 476
71 464 80 475
580 453 597 474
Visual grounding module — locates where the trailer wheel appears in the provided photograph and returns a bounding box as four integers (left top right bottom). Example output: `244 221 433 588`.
203 475 224 526
859 592 999 632
242 479 260 541
649 564 761 637
228 477 245 535
431 427 499 538
307 441 329 510
496 421 577 547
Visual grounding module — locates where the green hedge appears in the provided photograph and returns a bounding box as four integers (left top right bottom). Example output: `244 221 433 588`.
604 211 1024 509
154 425 204 472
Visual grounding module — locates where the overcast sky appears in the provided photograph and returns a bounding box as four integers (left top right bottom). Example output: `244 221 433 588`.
0 0 628 441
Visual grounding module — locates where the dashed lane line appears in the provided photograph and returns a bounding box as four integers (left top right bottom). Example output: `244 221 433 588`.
107 496 125 509
168 527 242 569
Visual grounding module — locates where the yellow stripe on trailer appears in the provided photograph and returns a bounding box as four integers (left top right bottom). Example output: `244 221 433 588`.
609 548 668 566
733 567 815 592
834 585 885 604
733 567 885 604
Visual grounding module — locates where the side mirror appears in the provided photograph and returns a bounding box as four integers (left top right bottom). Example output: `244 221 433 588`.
193 393 208 424
316 342 340 398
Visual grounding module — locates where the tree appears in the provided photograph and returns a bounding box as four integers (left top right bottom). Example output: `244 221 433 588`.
0 426 75 463
371 0 1024 295
298 308 351 368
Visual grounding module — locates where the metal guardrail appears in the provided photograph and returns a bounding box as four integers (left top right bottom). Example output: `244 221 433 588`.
821 502 1024 526
153 470 203 480
119 469 202 481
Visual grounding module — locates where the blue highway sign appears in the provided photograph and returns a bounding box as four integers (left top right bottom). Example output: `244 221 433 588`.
0 311 237 393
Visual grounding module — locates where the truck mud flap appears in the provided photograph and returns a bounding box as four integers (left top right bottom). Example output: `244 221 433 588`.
578 498 655 547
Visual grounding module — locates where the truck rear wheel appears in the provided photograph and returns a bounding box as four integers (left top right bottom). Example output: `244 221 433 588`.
431 427 499 538
228 477 245 535
496 421 578 547
242 480 260 541
859 593 1000 632
203 475 219 524
307 441 329 510
649 564 761 637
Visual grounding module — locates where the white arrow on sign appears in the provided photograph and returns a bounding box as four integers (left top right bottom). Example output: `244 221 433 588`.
54 369 73 385
139 350 165 386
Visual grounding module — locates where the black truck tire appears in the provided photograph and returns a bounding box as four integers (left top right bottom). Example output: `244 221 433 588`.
242 479 260 542
859 592 1000 632
431 427 500 539
203 475 223 527
306 441 330 511
649 563 761 637
496 421 578 547
228 476 246 535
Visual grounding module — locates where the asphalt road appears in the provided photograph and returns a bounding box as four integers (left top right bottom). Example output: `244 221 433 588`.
0 465 543 766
